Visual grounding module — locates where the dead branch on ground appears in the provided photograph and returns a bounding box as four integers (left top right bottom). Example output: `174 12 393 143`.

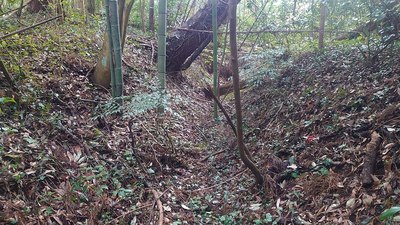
361 131 382 187
151 189 164 225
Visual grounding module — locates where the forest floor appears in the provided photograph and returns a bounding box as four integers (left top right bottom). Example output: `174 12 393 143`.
1 21 400 225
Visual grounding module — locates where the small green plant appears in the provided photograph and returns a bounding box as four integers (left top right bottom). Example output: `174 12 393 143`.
92 91 169 120
379 206 400 222
253 213 273 224
0 97 17 114
218 211 241 225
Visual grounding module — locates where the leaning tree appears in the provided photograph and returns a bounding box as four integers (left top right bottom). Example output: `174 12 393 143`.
165 0 234 80
92 0 236 87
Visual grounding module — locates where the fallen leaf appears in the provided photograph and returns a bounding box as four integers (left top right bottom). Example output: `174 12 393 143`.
362 194 373 206
181 204 190 210
346 198 356 208
249 203 262 211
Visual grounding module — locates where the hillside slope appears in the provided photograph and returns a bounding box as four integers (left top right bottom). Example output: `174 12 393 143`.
1 21 400 224
241 47 400 224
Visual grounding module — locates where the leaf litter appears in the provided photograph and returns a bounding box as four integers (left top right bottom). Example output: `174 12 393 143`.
1 23 400 224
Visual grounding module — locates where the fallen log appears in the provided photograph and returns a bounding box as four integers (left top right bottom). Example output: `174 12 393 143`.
361 131 382 187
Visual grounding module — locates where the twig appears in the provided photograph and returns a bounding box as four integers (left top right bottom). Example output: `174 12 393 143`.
150 41 155 64
77 98 105 103
151 189 164 225
128 119 137 158
262 102 284 131
200 149 225 162
141 123 164 147
0 0 31 17
151 144 163 173
0 15 61 40
161 125 175 153
203 84 254 161
122 58 134 68
204 85 237 136
105 203 152 224
189 169 246 193
0 59 17 90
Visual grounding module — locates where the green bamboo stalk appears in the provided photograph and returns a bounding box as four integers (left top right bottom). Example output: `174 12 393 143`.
104 0 123 103
109 0 123 102
158 0 167 114
105 0 116 97
212 0 219 120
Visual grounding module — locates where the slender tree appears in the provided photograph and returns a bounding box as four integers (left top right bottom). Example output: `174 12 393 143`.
172 0 184 26
181 0 195 25
212 0 219 120
292 0 297 16
87 0 96 15
16 0 23 17
318 0 327 49
140 0 146 32
229 0 264 187
220 22 229 65
158 0 167 113
238 0 270 51
148 0 154 32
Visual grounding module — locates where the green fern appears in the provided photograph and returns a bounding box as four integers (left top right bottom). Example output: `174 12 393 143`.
92 91 169 120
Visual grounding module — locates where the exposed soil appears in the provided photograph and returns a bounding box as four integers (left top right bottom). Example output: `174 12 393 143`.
1 22 400 225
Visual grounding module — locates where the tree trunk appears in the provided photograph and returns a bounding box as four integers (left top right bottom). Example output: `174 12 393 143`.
165 0 233 79
212 0 219 119
318 1 326 50
229 0 264 188
140 0 146 33
310 0 315 39
28 0 49 13
17 0 23 17
148 0 154 32
86 0 95 15
77 0 85 14
107 0 123 99
158 0 167 114
292 0 297 16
